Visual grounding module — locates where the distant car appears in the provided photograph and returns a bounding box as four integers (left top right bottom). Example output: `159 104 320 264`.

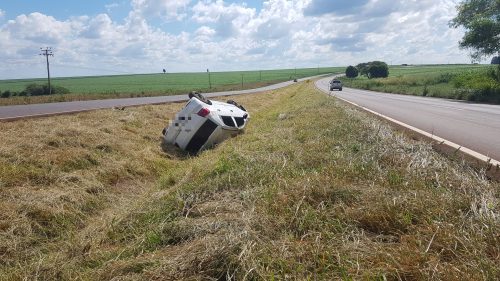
330 79 342 91
162 92 249 154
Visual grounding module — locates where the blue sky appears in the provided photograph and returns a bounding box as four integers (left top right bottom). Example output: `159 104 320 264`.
0 0 476 79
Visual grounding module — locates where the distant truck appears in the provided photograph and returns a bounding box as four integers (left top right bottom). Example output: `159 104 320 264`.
329 79 343 91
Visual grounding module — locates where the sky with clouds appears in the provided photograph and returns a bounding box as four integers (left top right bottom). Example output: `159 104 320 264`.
0 0 479 79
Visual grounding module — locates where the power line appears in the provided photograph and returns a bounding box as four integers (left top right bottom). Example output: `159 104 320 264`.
39 47 53 94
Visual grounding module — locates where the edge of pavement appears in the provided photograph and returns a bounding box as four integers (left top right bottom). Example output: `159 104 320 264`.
315 76 500 181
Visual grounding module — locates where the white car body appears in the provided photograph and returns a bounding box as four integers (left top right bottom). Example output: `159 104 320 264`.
163 95 249 154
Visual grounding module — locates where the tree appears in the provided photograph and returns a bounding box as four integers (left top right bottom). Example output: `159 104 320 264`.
492 56 500 64
449 0 500 60
367 61 389 78
356 61 389 78
163 68 166 74
356 62 370 76
345 65 359 78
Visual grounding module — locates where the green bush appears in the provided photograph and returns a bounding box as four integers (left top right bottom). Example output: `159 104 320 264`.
1 91 11 98
452 67 500 103
345 66 359 78
367 61 389 78
21 83 70 96
433 73 455 84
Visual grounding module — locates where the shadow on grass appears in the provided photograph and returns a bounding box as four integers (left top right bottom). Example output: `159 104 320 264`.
160 138 191 160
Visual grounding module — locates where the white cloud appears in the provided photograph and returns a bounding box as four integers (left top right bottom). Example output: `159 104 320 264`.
4 13 73 44
0 9 5 18
105 3 120 12
195 25 216 39
131 0 191 21
192 0 255 38
0 0 475 79
304 0 369 16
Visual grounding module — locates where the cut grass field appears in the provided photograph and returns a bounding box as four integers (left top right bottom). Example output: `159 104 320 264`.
0 67 343 106
339 64 500 103
0 81 498 280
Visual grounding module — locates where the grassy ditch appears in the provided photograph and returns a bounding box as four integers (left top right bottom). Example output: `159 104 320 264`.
0 82 498 280
340 64 500 104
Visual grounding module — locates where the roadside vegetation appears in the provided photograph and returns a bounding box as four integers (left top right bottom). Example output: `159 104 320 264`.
0 83 70 99
0 67 343 106
0 82 498 280
339 64 500 103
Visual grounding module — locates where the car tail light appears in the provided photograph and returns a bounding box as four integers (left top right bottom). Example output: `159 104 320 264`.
197 108 210 117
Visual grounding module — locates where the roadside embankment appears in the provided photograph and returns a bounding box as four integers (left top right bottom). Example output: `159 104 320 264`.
0 81 498 280
339 65 500 104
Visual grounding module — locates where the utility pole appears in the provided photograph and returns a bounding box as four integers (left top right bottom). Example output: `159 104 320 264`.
207 68 211 89
259 70 262 81
40 47 53 94
241 74 244 89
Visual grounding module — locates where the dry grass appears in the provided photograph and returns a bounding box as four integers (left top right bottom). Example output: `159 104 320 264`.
0 81 498 280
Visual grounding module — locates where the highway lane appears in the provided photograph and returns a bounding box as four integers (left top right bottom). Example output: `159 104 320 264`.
316 77 500 162
0 75 325 121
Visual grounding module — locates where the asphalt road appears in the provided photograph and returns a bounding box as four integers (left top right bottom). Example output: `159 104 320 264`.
0 75 324 121
316 77 500 162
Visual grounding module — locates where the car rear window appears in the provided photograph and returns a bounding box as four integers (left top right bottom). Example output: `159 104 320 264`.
221 116 235 127
234 117 245 127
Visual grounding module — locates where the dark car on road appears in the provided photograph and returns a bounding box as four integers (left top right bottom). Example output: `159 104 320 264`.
330 79 342 91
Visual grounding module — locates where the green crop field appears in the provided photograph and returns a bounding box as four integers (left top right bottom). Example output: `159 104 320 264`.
381 64 487 76
0 67 344 105
339 64 500 103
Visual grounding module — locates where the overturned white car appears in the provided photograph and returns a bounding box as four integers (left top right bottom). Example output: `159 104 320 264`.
162 92 249 154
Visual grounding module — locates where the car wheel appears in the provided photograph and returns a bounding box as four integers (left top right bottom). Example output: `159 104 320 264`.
189 91 212 105
227 100 246 111
339 88 342 91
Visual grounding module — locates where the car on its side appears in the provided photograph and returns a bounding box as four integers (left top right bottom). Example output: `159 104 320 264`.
162 92 249 154
330 79 342 91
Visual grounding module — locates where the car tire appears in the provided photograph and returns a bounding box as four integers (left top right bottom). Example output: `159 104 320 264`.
189 91 212 105
227 100 246 112
339 88 342 91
